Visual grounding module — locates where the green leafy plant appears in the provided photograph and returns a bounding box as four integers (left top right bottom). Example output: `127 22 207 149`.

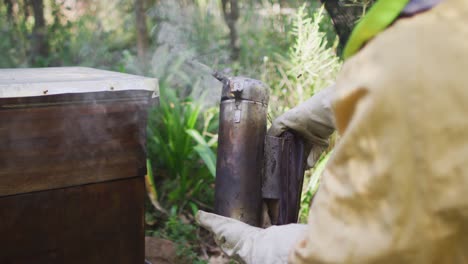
147 82 217 213
276 5 340 107
299 151 332 223
148 212 207 264
145 159 167 215
186 129 217 178
347 0 376 15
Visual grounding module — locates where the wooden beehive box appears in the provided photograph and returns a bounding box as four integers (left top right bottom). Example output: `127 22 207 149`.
0 67 159 264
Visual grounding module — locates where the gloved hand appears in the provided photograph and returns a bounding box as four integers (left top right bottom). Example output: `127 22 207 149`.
196 210 307 264
268 85 335 167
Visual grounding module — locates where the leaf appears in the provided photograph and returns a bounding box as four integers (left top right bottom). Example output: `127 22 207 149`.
187 129 217 177
206 134 218 147
145 159 168 214
189 202 199 216
186 128 208 146
186 103 201 130
194 145 216 178
305 150 332 200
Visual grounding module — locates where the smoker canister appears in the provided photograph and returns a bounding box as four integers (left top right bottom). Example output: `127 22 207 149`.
214 76 269 226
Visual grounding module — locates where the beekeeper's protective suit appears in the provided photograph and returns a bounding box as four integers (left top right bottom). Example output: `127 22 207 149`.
197 0 468 263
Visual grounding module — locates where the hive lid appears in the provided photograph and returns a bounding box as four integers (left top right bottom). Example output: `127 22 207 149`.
0 67 159 99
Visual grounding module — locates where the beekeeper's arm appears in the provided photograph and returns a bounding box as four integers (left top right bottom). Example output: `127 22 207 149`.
268 85 336 167
289 50 419 264
290 1 465 260
197 211 307 264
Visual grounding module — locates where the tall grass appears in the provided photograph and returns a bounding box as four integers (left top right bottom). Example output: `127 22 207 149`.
266 5 340 118
146 82 218 213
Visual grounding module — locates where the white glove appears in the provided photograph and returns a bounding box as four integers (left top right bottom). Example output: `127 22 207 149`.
268 85 335 167
196 210 307 264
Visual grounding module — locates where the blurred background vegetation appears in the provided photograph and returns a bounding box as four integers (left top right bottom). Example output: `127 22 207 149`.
0 0 341 262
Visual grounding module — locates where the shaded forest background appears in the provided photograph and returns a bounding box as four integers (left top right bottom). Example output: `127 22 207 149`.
0 0 342 262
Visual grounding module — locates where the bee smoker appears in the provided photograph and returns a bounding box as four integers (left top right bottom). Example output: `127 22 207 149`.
214 76 269 226
214 75 306 227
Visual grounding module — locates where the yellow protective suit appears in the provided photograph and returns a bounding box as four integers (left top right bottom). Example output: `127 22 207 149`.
290 0 468 263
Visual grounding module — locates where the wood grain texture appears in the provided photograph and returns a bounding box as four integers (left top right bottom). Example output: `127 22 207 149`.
0 177 145 264
0 95 151 197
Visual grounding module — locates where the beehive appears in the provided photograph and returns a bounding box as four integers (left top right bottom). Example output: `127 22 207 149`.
0 67 158 264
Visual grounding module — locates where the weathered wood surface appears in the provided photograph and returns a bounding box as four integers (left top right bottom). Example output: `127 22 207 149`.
0 67 158 98
0 177 145 264
0 96 150 197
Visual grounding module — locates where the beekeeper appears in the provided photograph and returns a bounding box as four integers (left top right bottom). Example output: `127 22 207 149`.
197 0 468 263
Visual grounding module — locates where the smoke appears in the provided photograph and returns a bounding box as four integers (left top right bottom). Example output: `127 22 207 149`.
125 0 229 109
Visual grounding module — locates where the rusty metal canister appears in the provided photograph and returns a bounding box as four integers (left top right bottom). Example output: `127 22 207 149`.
214 76 269 226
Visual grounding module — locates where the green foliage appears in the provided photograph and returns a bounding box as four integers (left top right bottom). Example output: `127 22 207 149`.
189 0 229 64
0 1 133 69
347 0 376 15
187 129 217 178
145 159 167 214
299 151 332 223
235 3 294 76
147 82 218 212
286 6 340 97
0 2 30 67
148 212 207 264
267 4 341 118
66 15 130 70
